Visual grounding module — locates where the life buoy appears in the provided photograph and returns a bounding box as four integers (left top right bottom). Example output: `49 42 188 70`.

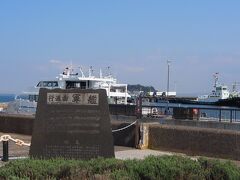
193 108 198 115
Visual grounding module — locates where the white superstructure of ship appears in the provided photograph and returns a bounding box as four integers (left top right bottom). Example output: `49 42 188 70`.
6 66 131 114
198 73 240 102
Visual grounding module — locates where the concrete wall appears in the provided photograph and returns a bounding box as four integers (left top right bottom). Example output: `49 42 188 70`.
0 114 138 147
0 114 34 135
148 124 240 161
112 121 139 147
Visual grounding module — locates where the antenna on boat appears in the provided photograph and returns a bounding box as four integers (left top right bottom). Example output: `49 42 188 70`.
213 72 219 88
79 66 85 78
70 61 74 74
100 68 102 78
89 66 94 77
89 66 91 77
107 66 111 77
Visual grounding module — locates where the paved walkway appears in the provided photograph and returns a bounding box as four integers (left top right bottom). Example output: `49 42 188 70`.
115 146 173 160
0 133 173 160
0 132 240 167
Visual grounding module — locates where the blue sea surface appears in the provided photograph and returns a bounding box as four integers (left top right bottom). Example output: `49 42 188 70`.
0 94 15 103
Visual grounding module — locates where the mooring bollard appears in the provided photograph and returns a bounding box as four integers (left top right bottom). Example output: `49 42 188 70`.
2 141 9 162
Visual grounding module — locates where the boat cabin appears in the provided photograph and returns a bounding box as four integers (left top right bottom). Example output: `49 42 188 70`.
37 81 59 88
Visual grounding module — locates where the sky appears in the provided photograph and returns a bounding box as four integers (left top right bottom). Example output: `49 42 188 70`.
1 0 240 95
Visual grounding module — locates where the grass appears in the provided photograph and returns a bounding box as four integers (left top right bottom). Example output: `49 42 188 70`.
0 155 239 180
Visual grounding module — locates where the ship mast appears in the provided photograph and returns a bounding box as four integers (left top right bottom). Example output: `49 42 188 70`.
213 72 219 88
107 66 111 77
89 66 94 77
99 68 102 78
79 67 85 78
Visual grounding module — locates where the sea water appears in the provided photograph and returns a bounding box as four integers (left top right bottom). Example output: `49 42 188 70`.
0 94 15 103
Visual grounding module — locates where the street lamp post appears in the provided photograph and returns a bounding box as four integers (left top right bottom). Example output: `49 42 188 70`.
167 60 171 98
166 60 171 115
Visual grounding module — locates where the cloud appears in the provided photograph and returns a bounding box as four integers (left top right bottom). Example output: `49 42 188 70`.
184 56 201 65
49 59 61 64
214 57 240 65
147 55 162 61
49 59 67 70
125 67 145 73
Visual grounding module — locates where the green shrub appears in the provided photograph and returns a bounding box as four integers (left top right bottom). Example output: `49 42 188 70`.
0 156 239 179
123 156 205 180
199 158 240 180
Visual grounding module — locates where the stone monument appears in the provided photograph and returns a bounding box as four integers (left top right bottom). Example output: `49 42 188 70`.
30 88 115 159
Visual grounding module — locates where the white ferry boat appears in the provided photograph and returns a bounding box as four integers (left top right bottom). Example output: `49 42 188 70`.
198 73 230 102
6 66 131 114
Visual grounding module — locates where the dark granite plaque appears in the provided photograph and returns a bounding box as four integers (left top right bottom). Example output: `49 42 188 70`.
29 88 115 159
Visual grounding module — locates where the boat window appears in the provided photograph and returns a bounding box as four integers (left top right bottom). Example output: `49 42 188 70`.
80 82 86 89
16 94 28 100
66 81 86 89
47 82 52 87
36 81 43 87
110 87 125 93
75 83 81 88
52 82 58 87
223 88 227 90
39 81 59 87
87 81 90 88
66 81 75 89
43 82 48 87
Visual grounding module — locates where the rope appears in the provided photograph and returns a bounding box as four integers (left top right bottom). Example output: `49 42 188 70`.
0 135 31 147
112 120 137 133
0 121 138 144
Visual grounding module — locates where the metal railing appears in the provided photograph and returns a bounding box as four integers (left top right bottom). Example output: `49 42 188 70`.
141 104 240 123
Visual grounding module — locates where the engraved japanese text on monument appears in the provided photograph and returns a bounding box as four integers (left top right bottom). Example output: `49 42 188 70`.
47 93 99 105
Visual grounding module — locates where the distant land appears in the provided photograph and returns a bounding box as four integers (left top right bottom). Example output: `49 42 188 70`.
127 85 201 97
128 84 156 93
